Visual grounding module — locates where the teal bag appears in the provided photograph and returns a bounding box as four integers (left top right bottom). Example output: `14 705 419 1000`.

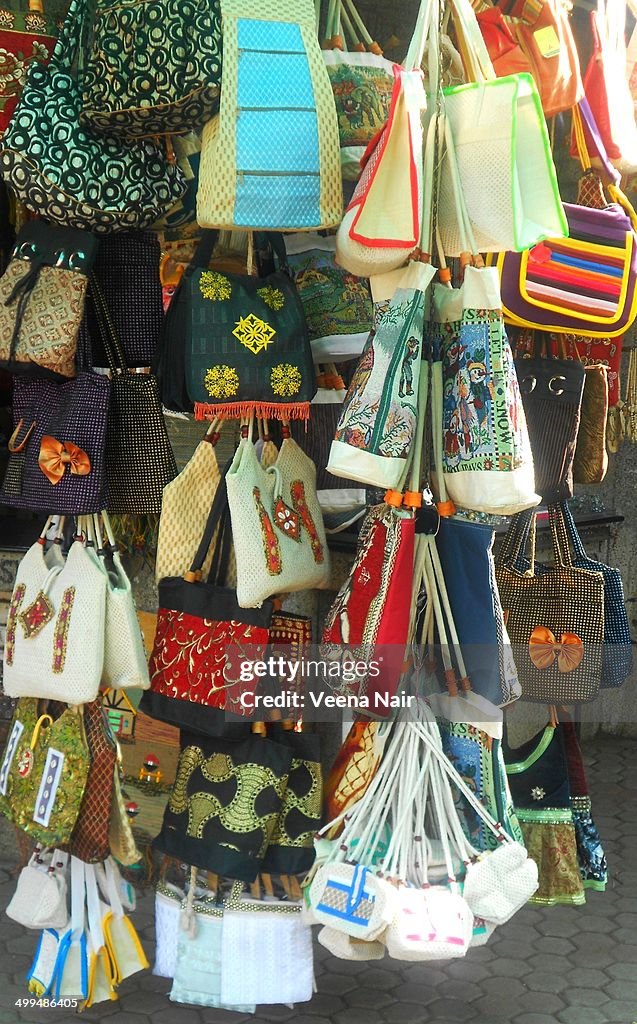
0 0 186 232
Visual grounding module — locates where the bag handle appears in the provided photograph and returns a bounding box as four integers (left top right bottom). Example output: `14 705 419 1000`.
560 501 588 561
404 0 438 69
448 0 496 82
186 461 232 583
70 856 86 941
84 864 106 955
86 275 128 375
49 0 85 72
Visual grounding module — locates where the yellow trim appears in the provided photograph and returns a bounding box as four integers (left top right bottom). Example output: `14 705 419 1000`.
492 245 637 338
103 913 149 984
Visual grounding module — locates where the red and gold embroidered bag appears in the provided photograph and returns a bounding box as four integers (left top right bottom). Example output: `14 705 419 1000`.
140 467 274 737
0 0 61 136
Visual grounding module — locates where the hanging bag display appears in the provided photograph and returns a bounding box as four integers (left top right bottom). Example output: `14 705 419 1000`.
334 0 431 277
3 530 107 703
154 730 293 881
0 220 98 379
225 424 330 608
80 0 222 137
495 508 605 704
142 468 274 734
0 0 186 232
0 700 90 845
0 366 111 514
438 0 565 255
197 0 342 232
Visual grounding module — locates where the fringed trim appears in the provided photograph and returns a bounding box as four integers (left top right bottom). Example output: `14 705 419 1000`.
194 401 311 422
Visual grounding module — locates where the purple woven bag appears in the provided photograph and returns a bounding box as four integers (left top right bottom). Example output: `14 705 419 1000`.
1 370 110 513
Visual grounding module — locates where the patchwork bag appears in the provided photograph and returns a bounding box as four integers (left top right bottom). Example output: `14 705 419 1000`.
81 0 222 137
197 0 342 231
0 368 110 513
0 0 186 232
225 431 330 608
0 220 98 379
154 731 293 881
495 508 605 704
0 699 90 846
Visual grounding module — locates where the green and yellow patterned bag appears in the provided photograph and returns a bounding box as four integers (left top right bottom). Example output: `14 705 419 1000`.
0 698 90 846
81 0 222 137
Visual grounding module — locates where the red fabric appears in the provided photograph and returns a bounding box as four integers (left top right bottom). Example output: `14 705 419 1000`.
477 8 531 77
527 262 622 297
148 608 269 717
0 29 56 134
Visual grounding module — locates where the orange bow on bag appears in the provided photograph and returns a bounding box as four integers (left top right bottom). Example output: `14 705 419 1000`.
38 436 91 485
529 626 583 673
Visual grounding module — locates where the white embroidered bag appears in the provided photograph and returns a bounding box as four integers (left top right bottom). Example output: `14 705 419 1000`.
226 431 330 608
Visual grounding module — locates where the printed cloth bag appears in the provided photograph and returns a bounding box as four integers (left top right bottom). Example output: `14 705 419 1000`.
328 261 434 489
573 362 609 485
0 699 89 845
68 701 117 863
435 517 520 707
438 0 565 254
558 503 632 689
86 279 177 514
0 220 98 379
141 469 274 735
284 233 372 363
78 231 164 368
495 508 605 703
154 731 292 881
561 715 607 889
226 431 330 608
515 351 585 502
81 0 222 137
309 863 396 940
320 501 415 706
478 0 583 117
0 0 60 136
220 885 314 1005
197 0 342 231
0 368 110 514
435 265 539 514
3 532 106 703
260 725 322 875
0 0 186 232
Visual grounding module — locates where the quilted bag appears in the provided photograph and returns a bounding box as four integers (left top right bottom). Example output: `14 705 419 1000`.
81 0 222 137
0 220 98 379
197 0 342 231
495 508 605 703
3 532 106 704
0 372 110 516
141 468 274 735
0 699 89 845
0 0 186 232
154 730 292 881
226 430 330 608
68 701 117 863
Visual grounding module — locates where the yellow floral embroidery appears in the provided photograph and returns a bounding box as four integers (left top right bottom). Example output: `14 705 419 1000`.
257 286 285 311
199 271 231 302
232 313 276 355
271 363 302 397
204 364 239 398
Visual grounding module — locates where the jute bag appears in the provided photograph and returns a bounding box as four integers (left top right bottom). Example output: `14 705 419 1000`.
197 0 342 231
